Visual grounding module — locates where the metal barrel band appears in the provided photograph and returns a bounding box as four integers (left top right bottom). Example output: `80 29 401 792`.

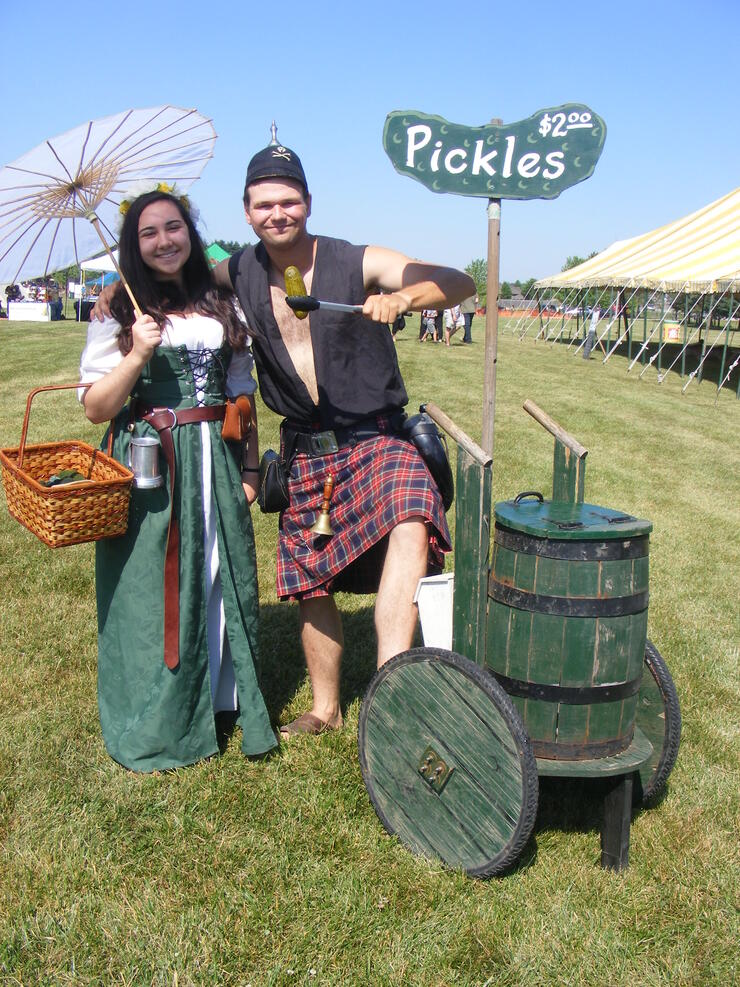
494 524 649 561
491 671 643 705
531 730 635 760
488 578 649 618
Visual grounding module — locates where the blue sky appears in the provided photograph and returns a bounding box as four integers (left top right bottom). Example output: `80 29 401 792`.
2 0 737 281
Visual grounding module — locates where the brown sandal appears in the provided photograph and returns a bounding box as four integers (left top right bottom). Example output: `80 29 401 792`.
279 712 338 737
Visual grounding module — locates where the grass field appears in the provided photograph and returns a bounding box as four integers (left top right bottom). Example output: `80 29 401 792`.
1 316 738 986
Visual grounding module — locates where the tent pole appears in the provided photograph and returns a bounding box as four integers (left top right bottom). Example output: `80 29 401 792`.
537 289 543 340
642 289 648 365
717 291 735 395
609 289 622 357
481 196 501 458
608 290 616 357
681 293 689 377
602 287 612 356
698 294 713 385
566 286 581 349
622 290 631 355
78 267 84 323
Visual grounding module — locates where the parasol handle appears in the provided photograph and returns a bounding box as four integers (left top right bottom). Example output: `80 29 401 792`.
88 214 142 318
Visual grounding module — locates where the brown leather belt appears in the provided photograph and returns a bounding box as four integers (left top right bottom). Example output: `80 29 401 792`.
137 403 226 670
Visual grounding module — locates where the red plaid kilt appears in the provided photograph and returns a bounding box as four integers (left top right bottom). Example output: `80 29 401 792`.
276 434 451 600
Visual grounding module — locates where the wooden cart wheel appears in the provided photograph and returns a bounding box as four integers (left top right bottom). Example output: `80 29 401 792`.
358 647 538 878
634 639 682 805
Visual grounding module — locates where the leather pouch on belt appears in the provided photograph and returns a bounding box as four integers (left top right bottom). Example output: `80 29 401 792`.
402 412 454 511
222 394 252 442
257 450 290 514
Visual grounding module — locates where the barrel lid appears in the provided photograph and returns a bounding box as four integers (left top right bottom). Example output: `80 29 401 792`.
495 495 652 540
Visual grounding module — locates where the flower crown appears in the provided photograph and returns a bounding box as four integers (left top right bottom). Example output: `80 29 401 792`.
117 181 194 221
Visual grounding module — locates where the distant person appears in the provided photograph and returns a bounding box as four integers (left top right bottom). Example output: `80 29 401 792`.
583 306 600 359
391 312 406 340
48 283 63 320
444 304 465 346
459 293 477 343
434 309 444 342
419 308 438 342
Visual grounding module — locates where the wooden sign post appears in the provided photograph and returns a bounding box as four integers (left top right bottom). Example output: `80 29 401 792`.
482 117 503 457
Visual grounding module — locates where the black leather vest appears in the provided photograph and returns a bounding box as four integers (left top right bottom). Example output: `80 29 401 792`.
229 236 408 428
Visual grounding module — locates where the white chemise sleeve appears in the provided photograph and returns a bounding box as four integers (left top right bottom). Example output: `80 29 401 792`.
78 317 124 401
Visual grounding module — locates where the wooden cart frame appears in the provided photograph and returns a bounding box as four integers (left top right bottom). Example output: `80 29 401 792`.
359 400 680 877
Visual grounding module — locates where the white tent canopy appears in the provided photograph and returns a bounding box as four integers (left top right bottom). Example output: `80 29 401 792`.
80 251 119 273
536 188 740 293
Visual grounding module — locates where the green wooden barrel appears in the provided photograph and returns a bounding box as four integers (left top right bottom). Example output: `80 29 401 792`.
487 495 652 761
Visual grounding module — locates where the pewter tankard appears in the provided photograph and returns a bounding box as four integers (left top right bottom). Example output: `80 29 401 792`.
128 435 163 488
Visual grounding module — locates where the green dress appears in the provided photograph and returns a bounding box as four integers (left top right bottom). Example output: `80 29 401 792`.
87 324 275 771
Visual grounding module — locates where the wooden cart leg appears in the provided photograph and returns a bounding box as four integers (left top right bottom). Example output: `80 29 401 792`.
600 772 634 871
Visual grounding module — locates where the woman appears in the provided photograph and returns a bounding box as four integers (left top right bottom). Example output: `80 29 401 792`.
79 190 276 771
443 305 465 346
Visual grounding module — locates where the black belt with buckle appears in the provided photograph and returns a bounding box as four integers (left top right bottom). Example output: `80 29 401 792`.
282 414 405 459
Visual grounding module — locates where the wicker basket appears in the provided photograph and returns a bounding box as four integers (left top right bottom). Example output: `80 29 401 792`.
0 383 133 548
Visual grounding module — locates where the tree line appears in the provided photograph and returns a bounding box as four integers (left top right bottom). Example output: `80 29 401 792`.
465 252 600 306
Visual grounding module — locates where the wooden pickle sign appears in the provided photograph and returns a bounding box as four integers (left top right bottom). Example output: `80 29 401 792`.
383 104 606 200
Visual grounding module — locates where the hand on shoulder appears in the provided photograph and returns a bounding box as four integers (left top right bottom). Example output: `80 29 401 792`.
91 283 118 321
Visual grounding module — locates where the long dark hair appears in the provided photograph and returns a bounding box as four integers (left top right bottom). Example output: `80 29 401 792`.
110 191 246 353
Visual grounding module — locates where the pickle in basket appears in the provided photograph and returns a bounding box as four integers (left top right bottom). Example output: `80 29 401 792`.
41 469 87 487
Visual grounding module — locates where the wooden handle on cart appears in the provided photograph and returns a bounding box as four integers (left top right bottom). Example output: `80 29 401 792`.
17 383 114 470
523 400 588 459
422 402 492 467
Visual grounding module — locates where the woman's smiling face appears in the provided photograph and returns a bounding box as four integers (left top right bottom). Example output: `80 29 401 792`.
137 199 191 286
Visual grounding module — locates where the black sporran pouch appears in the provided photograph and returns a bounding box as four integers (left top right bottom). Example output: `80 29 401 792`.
257 449 290 513
401 412 454 511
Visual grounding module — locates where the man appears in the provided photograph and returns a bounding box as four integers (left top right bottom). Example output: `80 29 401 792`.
459 293 478 344
443 304 465 346
211 140 474 737
583 305 600 359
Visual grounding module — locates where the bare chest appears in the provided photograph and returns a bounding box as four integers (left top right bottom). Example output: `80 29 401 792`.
269 283 318 405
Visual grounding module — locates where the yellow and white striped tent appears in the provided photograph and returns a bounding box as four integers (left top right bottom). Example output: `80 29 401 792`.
536 188 740 293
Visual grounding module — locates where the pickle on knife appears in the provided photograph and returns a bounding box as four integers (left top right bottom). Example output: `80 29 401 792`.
284 265 309 319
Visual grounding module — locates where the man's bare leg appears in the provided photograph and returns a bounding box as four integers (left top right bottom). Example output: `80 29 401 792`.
291 595 344 729
375 517 429 667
